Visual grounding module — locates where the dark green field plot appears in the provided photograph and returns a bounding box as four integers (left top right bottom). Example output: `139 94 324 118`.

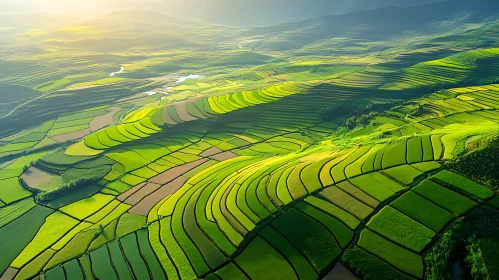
413 180 477 216
358 229 423 278
235 237 297 280
90 245 118 280
259 226 318 280
214 262 248 280
120 232 152 280
342 247 414 280
391 191 454 232
136 228 166 280
108 240 133 280
480 238 499 280
367 206 435 253
0 206 53 275
45 265 66 280
63 259 84 280
272 208 342 272
295 201 354 249
432 170 494 200
488 196 499 210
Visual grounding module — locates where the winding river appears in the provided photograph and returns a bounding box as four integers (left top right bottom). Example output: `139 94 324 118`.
143 74 206 98
110 66 125 77
176 74 204 83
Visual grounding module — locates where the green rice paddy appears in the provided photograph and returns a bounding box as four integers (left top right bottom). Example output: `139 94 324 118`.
1 8 499 280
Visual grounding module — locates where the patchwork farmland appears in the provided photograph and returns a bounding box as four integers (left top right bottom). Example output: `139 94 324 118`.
1 4 499 280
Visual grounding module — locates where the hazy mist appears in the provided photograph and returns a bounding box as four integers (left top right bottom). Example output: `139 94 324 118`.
0 0 445 24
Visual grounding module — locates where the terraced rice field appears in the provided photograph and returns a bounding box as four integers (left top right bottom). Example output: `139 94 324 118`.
2 83 497 279
1 133 486 280
1 19 499 280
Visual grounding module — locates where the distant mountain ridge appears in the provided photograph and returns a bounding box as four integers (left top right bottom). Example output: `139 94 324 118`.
0 0 451 26
245 0 499 50
155 0 447 25
344 0 446 13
